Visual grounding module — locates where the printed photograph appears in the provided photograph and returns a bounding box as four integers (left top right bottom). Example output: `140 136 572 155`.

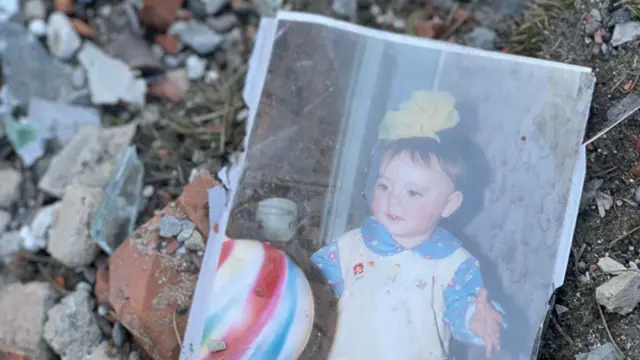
195 14 593 360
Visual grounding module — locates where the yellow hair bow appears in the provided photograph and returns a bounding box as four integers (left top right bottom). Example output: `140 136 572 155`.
378 91 460 142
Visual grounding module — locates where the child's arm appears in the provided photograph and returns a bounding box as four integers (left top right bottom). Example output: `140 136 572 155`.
442 257 507 350
310 238 344 296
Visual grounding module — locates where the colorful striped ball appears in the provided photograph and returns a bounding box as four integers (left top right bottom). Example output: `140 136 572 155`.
200 239 315 360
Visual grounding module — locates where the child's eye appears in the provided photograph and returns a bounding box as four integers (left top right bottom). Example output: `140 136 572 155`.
376 183 389 191
408 190 423 197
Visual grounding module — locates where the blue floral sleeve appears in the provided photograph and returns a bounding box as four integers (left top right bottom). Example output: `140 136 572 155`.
310 239 344 296
443 257 507 346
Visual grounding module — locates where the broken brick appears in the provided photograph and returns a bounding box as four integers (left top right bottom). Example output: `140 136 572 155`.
108 174 216 360
139 0 185 31
148 79 182 103
94 266 110 305
154 34 179 54
176 171 217 238
0 349 29 360
71 19 97 39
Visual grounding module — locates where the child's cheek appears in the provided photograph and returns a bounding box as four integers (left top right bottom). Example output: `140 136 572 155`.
370 195 381 217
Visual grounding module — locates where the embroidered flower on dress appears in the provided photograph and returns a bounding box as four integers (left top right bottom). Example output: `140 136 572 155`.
328 252 337 260
368 260 376 267
392 264 402 275
416 280 428 289
353 263 364 276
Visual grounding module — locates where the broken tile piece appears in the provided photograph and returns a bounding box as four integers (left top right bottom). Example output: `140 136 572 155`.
156 215 184 237
0 282 58 359
48 183 104 267
0 22 76 103
103 30 164 71
611 21 640 47
0 168 21 207
595 271 640 315
77 42 147 106
168 20 223 54
43 290 102 360
598 257 627 275
176 170 217 237
39 124 136 198
28 98 101 144
3 115 45 166
47 11 82 60
91 147 144 254
576 343 622 360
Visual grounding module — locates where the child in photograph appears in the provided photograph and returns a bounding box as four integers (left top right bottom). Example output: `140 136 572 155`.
311 91 506 360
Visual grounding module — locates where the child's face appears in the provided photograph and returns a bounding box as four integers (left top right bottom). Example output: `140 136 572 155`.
371 151 462 244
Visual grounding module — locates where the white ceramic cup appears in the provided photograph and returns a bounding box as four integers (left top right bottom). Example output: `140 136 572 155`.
255 197 298 243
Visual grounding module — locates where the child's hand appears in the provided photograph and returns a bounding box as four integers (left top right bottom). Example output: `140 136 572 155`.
469 288 502 357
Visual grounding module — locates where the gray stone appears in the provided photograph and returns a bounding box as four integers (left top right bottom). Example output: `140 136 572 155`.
44 290 102 360
607 7 632 28
332 0 356 18
47 12 82 60
24 0 46 20
156 215 184 237
111 322 127 347
28 98 101 144
0 231 22 263
595 271 640 315
597 257 626 274
0 282 58 360
0 168 22 207
39 124 136 198
186 54 206 79
47 184 104 267
465 27 498 50
206 13 239 33
0 22 76 104
554 304 569 315
611 21 640 47
176 220 196 242
85 341 125 360
184 229 205 251
576 343 621 360
83 267 97 284
168 20 223 55
0 209 10 233
28 18 47 37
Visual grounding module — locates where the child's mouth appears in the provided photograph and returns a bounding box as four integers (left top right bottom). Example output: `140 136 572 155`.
385 213 403 221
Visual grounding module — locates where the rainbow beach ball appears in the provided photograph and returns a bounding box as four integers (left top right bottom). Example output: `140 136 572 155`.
199 239 315 360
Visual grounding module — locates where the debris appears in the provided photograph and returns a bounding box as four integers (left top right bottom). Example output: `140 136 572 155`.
3 115 45 166
0 210 10 233
148 78 182 102
176 220 196 242
94 266 109 304
77 42 147 106
112 322 128 347
175 170 217 236
187 0 227 17
607 7 632 28
584 12 601 36
20 202 60 252
575 343 622 360
48 184 105 267
43 290 102 360
0 22 76 104
555 304 569 315
332 0 356 19
186 54 206 79
0 168 21 207
166 68 191 96
23 0 46 20
0 282 58 359
414 19 447 39
28 19 47 37
586 93 640 145
595 271 640 315
0 231 22 263
28 98 101 144
91 147 144 254
183 228 205 251
76 281 93 293
156 215 185 237
464 26 498 50
86 341 126 360
39 124 137 198
97 304 109 317
143 185 154 198
154 34 180 54
611 21 640 47
206 13 239 33
598 257 627 274
204 69 220 84
168 20 223 55
103 30 164 72
139 0 184 31
47 12 82 60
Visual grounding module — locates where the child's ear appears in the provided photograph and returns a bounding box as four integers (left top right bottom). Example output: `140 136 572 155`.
441 191 463 218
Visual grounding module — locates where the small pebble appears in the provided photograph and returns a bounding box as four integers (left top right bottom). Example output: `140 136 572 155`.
577 261 588 273
186 54 206 80
83 267 97 284
554 304 569 315
28 19 47 37
97 304 109 317
156 215 184 237
204 70 220 84
630 262 639 270
75 281 93 292
112 322 128 347
142 185 154 198
177 220 196 243
577 273 589 284
634 185 640 203
184 229 205 251
235 108 249 122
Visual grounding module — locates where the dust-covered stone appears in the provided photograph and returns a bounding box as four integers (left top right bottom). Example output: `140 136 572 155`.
595 271 640 315
85 341 125 360
0 282 58 360
576 342 622 360
0 168 22 207
597 257 626 274
44 290 102 360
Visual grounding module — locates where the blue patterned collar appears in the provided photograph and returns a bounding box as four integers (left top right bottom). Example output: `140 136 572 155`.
360 216 461 258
